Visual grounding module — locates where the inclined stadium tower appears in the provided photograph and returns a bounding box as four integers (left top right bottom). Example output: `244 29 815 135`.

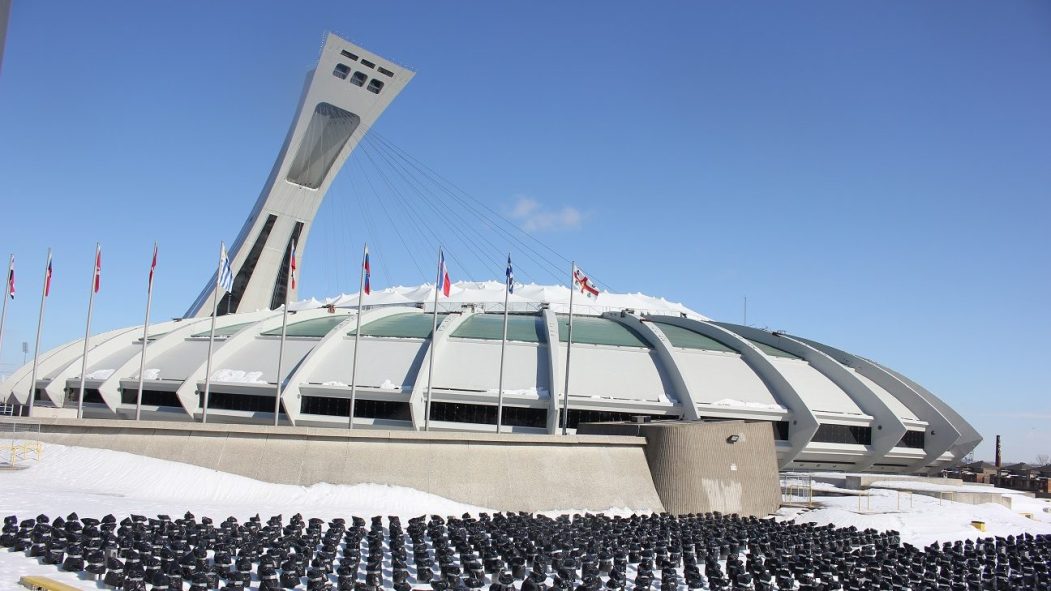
0 33 980 475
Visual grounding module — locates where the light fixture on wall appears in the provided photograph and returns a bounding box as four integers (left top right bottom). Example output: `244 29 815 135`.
727 434 742 444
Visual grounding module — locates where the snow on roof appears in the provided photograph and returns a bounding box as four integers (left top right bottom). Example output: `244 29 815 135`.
291 281 708 319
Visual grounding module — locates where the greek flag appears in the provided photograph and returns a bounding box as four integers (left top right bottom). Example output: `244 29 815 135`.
218 243 234 294
505 254 513 294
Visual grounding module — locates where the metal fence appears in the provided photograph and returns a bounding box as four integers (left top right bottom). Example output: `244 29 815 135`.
0 419 43 466
780 472 814 508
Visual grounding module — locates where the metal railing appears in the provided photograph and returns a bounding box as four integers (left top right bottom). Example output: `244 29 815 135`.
780 473 814 508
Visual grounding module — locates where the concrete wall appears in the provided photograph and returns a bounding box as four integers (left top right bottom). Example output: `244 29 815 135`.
580 420 781 517
12 418 663 514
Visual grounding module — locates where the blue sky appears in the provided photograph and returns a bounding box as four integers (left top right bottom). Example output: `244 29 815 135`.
1 1 1048 461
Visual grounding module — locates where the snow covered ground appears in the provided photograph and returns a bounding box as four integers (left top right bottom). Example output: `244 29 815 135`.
2 443 1051 589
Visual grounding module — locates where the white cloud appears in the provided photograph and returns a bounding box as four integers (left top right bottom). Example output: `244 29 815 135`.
508 196 584 232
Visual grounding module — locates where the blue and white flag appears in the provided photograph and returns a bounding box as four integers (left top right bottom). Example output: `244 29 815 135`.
505 254 514 294
218 242 234 294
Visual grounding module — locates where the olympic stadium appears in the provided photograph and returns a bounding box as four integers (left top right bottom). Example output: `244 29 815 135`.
0 32 980 477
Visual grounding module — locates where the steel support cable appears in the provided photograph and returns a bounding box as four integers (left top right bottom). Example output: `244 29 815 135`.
358 142 476 283
356 148 428 283
363 136 514 283
348 168 394 288
358 126 567 284
366 132 576 280
363 135 566 285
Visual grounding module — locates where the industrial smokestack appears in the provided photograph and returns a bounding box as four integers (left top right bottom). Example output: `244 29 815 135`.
995 435 1002 467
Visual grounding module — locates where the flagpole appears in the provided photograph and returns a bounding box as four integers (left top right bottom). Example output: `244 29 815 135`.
134 242 157 421
273 241 294 427
496 254 511 434
424 246 441 432
28 249 51 415
0 254 12 372
562 260 576 435
201 243 223 424
348 243 367 429
76 244 100 419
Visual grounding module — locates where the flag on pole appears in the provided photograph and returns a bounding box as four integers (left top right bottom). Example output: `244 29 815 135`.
218 243 234 293
573 265 599 298
437 248 451 297
363 247 371 295
93 246 101 293
44 253 53 297
505 254 514 294
6 257 13 300
289 242 297 290
148 243 158 289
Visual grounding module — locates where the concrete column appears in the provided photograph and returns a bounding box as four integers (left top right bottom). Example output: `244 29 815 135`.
407 312 470 430
647 316 819 468
713 322 908 472
606 312 697 420
794 336 963 472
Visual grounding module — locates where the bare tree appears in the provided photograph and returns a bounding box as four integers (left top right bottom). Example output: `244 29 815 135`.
1037 453 1050 466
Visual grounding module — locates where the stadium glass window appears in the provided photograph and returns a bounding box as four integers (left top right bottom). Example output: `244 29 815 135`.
367 79 384 94
556 316 650 348
72 389 105 405
120 389 181 407
812 423 872 445
350 71 367 87
560 409 671 430
649 321 737 352
378 66 395 78
898 430 925 449
360 58 376 69
772 420 790 441
340 50 359 61
429 402 547 428
451 313 544 343
300 396 411 421
286 102 361 190
199 391 274 413
332 64 351 79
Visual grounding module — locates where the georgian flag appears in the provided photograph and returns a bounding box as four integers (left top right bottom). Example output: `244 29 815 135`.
92 245 101 293
437 248 450 297
6 256 13 300
505 254 514 294
218 243 234 294
573 265 599 298
363 246 371 295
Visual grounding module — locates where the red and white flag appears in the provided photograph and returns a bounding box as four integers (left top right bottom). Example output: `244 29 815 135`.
437 248 450 297
289 241 298 290
92 245 101 293
6 256 13 300
573 265 599 298
44 252 53 298
148 243 158 290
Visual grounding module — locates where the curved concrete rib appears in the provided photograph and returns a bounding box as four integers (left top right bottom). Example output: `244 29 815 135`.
44 319 188 409
1 326 139 405
96 313 267 414
714 322 908 471
609 312 697 420
794 337 960 473
173 308 333 418
873 361 981 465
407 312 469 430
541 309 562 434
280 307 408 425
649 316 820 467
